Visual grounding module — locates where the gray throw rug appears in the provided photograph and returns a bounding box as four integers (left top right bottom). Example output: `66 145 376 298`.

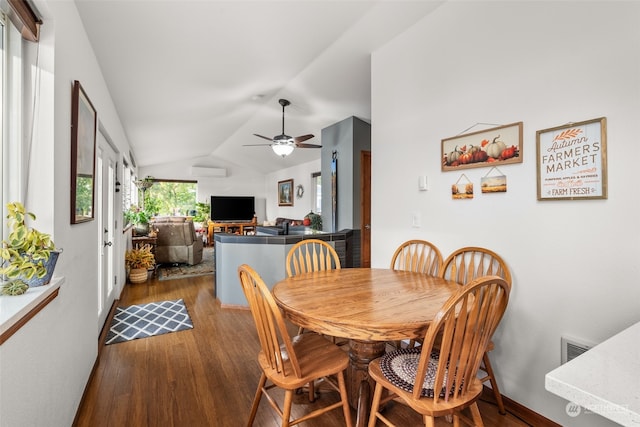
156 247 214 281
105 299 193 345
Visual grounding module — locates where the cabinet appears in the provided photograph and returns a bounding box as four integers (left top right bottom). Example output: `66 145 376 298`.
207 217 257 246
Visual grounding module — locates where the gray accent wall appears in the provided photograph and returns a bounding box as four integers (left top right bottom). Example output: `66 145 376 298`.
321 116 371 232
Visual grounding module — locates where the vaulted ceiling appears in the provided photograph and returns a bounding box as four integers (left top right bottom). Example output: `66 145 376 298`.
75 1 442 174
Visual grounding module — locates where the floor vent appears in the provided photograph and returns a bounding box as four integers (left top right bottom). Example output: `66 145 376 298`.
561 336 596 364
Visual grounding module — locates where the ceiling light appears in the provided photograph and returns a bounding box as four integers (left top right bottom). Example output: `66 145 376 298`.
272 143 294 157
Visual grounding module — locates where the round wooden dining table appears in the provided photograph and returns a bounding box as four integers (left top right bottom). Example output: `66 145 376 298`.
272 268 460 427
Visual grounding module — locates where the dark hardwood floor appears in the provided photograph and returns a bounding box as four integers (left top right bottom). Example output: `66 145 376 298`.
74 273 532 426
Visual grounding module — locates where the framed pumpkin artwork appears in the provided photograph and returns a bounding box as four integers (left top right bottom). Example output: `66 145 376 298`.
442 122 523 171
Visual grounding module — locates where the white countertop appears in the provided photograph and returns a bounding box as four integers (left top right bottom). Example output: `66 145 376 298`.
545 320 640 426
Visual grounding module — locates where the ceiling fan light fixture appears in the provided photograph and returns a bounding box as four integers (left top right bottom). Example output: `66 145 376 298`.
272 143 295 157
245 98 319 156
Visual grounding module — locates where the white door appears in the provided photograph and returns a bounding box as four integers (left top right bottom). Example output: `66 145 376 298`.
97 133 117 329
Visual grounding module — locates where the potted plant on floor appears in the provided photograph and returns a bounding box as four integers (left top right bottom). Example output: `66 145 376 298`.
125 244 155 283
0 202 61 296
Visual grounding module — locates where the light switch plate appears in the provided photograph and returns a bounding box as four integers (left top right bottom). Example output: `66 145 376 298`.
418 176 428 191
411 212 421 227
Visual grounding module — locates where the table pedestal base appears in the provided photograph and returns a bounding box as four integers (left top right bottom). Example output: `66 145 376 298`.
347 339 386 427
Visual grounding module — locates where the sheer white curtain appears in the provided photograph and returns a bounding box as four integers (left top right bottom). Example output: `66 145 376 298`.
1 0 48 234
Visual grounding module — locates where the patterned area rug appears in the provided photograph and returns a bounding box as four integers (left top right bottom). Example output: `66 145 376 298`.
105 299 193 345
157 246 214 281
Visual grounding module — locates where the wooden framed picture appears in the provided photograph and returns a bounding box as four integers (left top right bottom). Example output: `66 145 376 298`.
536 117 607 200
442 122 523 171
278 179 294 206
70 80 97 224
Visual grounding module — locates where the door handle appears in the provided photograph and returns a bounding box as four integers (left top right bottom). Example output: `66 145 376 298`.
364 224 371 230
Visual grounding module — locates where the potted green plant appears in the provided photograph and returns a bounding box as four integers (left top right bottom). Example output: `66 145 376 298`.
124 206 152 236
0 202 60 296
193 201 210 223
125 244 155 283
304 211 323 231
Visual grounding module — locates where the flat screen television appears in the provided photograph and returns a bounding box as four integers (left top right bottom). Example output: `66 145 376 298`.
210 196 255 222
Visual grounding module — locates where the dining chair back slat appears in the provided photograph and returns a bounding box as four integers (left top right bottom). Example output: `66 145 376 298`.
390 239 443 276
286 239 341 278
440 246 512 285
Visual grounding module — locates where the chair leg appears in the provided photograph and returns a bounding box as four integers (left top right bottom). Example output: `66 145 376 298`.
336 371 354 427
469 402 484 426
368 382 384 427
482 352 506 415
282 389 294 427
247 373 267 426
308 380 316 402
425 415 436 427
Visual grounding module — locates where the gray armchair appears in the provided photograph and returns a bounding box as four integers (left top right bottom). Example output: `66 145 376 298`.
152 217 203 265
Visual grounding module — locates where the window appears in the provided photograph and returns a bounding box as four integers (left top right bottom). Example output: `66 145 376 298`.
1 15 5 231
122 159 132 210
1 0 42 210
1 0 43 213
311 171 321 214
145 179 197 216
1 9 25 231
130 172 138 207
0 4 62 342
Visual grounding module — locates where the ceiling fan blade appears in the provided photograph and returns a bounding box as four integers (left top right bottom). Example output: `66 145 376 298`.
295 142 322 149
242 143 273 147
293 134 314 143
253 133 274 142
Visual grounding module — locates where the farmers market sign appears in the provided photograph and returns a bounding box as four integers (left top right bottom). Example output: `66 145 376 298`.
536 117 607 200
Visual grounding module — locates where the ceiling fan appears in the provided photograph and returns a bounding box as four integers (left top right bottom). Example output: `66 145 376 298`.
244 98 321 157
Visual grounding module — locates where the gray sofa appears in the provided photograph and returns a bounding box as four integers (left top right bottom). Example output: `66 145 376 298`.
152 217 203 265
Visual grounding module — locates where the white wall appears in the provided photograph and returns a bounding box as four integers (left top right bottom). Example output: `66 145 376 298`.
0 1 133 426
371 2 640 426
266 159 321 222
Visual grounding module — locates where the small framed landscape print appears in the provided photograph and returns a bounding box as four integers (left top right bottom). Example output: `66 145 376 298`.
442 122 523 171
536 117 607 201
70 80 97 224
278 179 294 206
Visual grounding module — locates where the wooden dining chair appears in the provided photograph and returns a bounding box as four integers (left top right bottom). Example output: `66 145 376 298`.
389 239 444 350
285 239 341 278
439 246 512 415
237 264 353 427
286 239 341 339
390 239 443 276
368 275 511 427
285 239 344 400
